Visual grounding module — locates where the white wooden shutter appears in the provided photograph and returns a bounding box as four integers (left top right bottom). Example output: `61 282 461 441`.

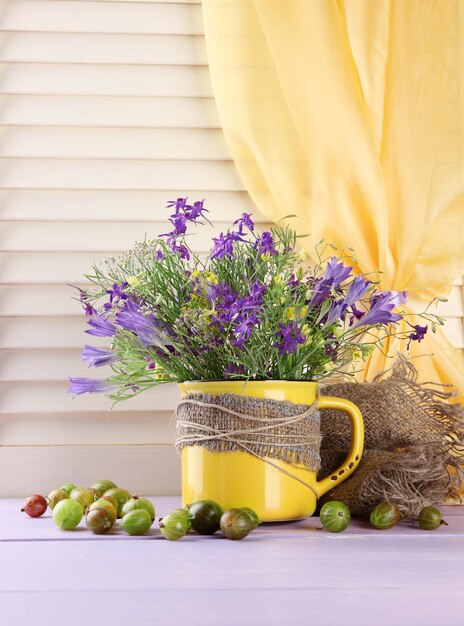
0 0 462 496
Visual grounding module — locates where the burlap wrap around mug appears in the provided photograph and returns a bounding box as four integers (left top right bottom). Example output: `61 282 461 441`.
175 358 464 519
176 393 323 472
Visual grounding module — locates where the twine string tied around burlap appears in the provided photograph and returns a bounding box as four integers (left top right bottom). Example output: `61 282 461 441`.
175 393 323 497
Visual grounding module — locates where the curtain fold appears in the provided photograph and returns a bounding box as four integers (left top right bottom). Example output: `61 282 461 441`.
202 0 464 396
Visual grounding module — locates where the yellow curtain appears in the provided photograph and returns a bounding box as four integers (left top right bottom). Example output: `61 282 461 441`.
202 0 464 396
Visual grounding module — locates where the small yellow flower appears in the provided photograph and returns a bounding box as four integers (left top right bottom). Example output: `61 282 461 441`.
127 276 140 287
260 252 271 261
333 325 344 338
300 306 308 318
351 350 363 361
273 275 282 286
286 307 296 320
280 297 286 304
205 272 218 284
324 361 334 372
191 270 201 278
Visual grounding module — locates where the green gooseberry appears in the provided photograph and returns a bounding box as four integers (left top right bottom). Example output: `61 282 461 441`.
101 495 118 512
418 506 448 530
121 509 153 536
121 495 156 521
48 488 69 510
60 483 76 496
91 480 118 498
220 509 253 540
89 499 117 524
159 510 190 541
103 488 131 517
187 500 223 535
241 507 260 529
53 499 83 530
319 501 351 533
70 487 94 511
86 507 114 534
370 502 402 530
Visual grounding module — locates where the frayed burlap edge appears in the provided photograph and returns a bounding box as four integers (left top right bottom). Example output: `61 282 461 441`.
319 445 462 519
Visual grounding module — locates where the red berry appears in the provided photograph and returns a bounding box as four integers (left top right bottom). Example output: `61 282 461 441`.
21 494 48 518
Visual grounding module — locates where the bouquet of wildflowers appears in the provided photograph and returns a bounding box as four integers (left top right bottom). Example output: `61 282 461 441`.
69 199 439 402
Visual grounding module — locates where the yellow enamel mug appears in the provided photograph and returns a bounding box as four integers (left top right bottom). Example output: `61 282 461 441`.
179 380 364 522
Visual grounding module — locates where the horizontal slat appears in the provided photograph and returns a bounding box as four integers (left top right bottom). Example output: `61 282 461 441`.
0 63 213 96
0 252 110 283
0 1 203 34
0 285 88 316
0 159 242 190
0 317 97 349
0 31 207 65
1 127 229 159
0 95 220 128
0 220 253 251
0 348 102 381
0 444 181 497
0 411 175 445
0 381 180 412
0 189 256 220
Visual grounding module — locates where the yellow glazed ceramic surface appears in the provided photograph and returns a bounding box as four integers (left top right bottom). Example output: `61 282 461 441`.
179 381 364 521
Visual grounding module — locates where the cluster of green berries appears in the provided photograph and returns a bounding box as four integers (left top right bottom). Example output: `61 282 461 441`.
319 500 448 533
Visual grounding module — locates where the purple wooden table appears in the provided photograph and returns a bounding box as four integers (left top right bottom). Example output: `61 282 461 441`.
1 498 463 626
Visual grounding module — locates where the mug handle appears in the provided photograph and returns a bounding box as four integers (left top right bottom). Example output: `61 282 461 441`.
315 396 364 498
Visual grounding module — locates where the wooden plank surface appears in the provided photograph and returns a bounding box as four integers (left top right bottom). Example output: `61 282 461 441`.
1 498 463 626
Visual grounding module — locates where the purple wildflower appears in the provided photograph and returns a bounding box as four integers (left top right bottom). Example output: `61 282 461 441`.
186 200 209 222
345 275 371 307
224 362 246 376
167 197 188 211
115 299 166 347
323 257 353 288
210 231 245 260
275 322 306 355
76 288 97 316
85 314 117 337
106 282 128 302
144 357 156 370
325 302 345 326
230 314 258 348
408 324 428 347
68 377 113 395
156 249 164 261
288 274 301 290
352 292 402 328
82 345 119 368
255 231 278 256
233 213 255 235
171 243 190 260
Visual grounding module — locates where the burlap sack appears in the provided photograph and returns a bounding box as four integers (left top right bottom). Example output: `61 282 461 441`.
319 357 464 518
